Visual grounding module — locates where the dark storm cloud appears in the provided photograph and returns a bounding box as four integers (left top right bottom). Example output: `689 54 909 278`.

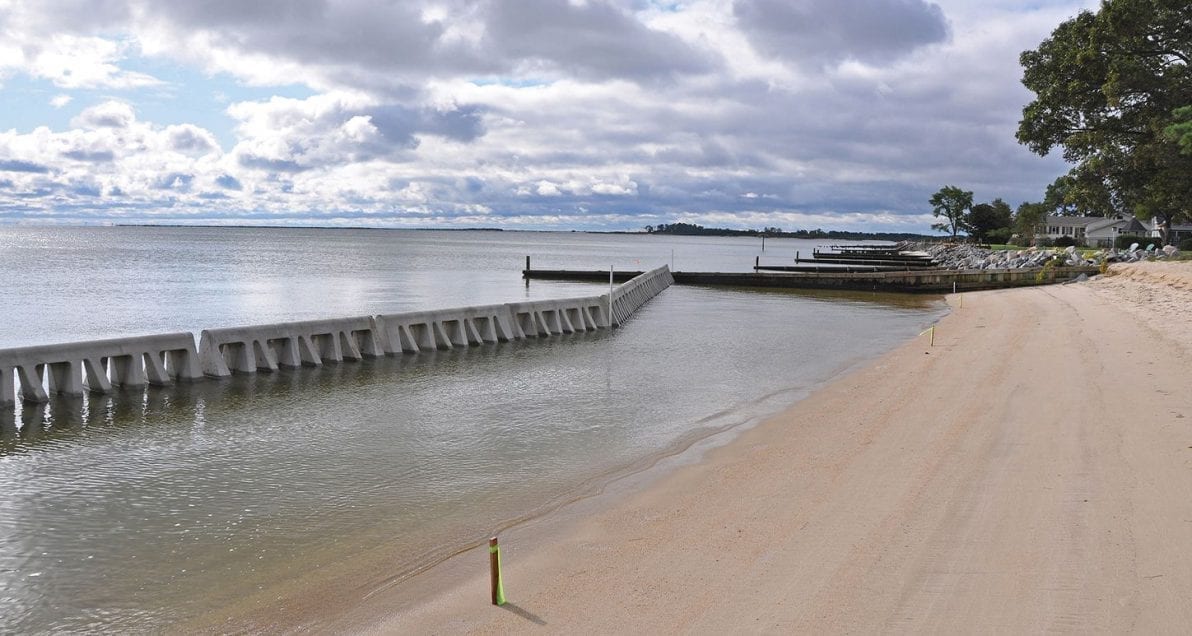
140 0 497 79
367 104 487 144
15 0 133 31
135 0 713 85
481 0 717 81
733 0 949 67
416 105 486 142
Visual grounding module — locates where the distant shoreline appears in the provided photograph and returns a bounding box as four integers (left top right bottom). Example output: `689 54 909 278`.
99 223 933 241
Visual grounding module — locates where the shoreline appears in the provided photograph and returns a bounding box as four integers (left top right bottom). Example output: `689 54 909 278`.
185 302 942 633
278 263 1190 632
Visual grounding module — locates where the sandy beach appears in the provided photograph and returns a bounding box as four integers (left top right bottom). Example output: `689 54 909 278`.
328 262 1192 634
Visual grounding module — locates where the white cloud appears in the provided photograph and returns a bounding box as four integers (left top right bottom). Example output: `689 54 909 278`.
0 0 1090 230
71 101 137 129
591 180 637 196
26 35 160 89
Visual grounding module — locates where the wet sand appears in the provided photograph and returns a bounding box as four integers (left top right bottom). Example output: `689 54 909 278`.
327 262 1192 633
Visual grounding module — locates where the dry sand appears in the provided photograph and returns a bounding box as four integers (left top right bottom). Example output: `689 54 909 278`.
330 261 1192 634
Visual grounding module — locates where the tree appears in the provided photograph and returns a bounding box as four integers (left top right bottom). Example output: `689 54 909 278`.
1043 175 1079 215
967 198 1014 243
1044 168 1121 217
1163 105 1192 153
1015 201 1051 244
1017 0 1192 244
929 186 973 238
1042 172 1118 216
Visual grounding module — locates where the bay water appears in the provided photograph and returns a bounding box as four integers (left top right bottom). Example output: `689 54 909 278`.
0 227 944 631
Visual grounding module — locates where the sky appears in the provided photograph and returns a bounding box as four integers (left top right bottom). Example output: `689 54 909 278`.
0 0 1097 232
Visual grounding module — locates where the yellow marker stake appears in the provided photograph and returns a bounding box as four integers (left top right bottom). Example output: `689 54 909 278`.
489 537 507 606
920 325 935 347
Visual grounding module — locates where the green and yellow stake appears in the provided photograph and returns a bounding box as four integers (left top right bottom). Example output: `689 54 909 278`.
489 537 507 606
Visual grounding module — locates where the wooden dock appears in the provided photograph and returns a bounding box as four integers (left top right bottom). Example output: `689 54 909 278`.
523 266 1100 294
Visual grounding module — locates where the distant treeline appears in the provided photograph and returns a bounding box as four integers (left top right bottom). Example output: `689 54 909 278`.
644 222 930 241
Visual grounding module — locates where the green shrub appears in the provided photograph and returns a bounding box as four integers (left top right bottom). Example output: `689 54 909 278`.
1035 258 1056 283
1115 235 1154 249
987 227 1012 244
1035 236 1054 248
1179 237 1192 251
1053 236 1078 247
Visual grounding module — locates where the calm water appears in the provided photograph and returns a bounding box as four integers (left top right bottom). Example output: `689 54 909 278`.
0 227 944 632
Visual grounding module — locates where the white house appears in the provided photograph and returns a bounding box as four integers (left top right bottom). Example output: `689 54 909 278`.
1084 215 1148 247
1038 214 1192 246
1037 215 1098 242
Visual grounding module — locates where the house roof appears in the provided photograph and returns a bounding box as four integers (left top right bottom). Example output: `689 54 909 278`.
1085 217 1126 233
1043 215 1099 227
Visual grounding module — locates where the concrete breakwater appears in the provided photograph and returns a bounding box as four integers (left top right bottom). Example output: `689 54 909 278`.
2 266 674 408
0 333 203 405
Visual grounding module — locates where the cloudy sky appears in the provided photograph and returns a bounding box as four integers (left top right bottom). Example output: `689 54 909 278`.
0 0 1093 232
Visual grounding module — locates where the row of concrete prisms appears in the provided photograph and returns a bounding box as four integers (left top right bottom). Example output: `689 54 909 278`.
0 267 674 407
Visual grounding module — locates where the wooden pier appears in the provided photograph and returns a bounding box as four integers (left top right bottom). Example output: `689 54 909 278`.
523 266 1100 294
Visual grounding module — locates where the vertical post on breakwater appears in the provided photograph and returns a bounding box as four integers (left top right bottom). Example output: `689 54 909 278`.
608 265 615 328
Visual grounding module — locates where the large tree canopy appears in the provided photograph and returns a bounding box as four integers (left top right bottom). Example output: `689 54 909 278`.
1017 0 1191 243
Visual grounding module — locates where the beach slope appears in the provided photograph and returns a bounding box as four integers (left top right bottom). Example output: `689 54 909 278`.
351 262 1192 633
